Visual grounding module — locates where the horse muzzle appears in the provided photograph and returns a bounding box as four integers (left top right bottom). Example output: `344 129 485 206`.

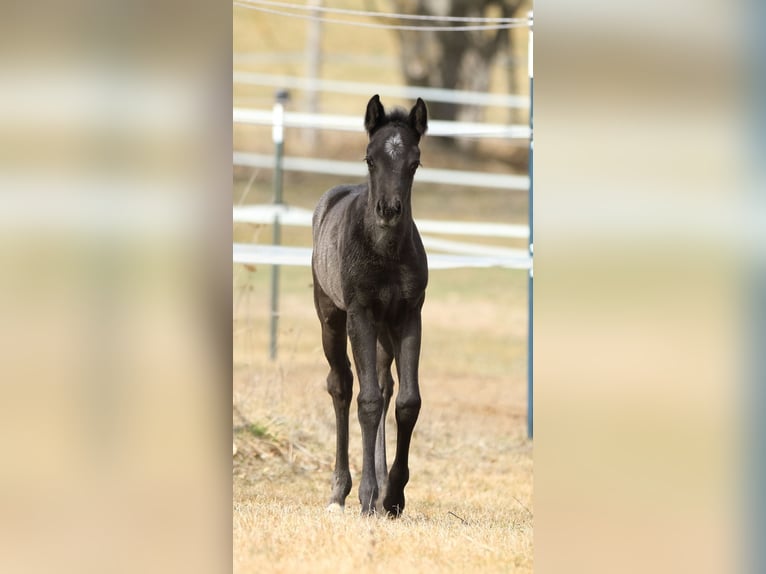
375 197 403 226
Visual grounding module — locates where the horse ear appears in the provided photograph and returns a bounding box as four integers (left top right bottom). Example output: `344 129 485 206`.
364 94 386 135
409 98 428 139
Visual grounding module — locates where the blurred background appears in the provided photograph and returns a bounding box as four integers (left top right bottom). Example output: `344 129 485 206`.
232 2 535 572
0 0 763 573
0 1 231 573
535 2 758 573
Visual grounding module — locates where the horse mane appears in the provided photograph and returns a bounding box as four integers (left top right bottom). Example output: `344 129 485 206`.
370 108 410 134
385 108 410 125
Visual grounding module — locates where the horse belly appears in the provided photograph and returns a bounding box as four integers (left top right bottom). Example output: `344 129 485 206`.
313 231 346 310
312 186 364 312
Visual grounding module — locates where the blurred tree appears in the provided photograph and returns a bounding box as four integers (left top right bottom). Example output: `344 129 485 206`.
385 0 525 129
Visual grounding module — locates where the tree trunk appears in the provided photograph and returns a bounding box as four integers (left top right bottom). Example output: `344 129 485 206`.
390 0 524 149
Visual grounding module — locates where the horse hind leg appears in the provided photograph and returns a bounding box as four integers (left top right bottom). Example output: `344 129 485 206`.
319 305 353 512
374 336 395 511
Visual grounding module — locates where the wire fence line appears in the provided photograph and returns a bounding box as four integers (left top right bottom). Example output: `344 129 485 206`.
237 0 530 23
234 0 532 32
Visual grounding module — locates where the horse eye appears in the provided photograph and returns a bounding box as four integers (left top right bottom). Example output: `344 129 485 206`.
410 161 421 173
365 156 375 170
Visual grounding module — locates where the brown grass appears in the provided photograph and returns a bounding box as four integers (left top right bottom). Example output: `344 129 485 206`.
233 263 532 573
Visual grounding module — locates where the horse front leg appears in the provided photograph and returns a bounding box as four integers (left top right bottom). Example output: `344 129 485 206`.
375 335 395 507
383 310 422 518
347 306 383 515
317 300 353 511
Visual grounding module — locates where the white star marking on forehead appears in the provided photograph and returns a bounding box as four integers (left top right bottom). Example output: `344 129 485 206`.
384 133 404 159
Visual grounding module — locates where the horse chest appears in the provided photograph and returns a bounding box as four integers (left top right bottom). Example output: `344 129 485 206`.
365 281 406 321
348 264 425 316
375 282 399 308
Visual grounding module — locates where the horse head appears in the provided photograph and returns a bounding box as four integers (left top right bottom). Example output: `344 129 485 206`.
363 95 428 228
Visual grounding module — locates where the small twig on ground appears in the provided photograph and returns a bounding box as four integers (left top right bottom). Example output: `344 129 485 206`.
448 511 468 525
511 495 533 518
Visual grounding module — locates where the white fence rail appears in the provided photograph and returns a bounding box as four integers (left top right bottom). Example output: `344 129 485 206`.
234 108 531 139
234 244 531 270
234 72 530 109
233 152 529 191
233 204 531 270
233 204 529 239
233 97 532 271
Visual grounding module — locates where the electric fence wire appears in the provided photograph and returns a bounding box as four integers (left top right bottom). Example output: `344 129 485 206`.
234 0 532 32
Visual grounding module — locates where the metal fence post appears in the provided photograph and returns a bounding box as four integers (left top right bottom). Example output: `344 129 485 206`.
527 11 534 440
270 89 289 360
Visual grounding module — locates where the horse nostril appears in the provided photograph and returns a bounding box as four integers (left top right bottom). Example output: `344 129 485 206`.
375 198 402 221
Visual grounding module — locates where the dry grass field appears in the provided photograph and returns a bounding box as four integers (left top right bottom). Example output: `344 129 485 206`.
233 258 532 572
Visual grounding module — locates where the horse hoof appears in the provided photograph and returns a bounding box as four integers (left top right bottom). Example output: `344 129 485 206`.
383 494 405 518
326 502 345 514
